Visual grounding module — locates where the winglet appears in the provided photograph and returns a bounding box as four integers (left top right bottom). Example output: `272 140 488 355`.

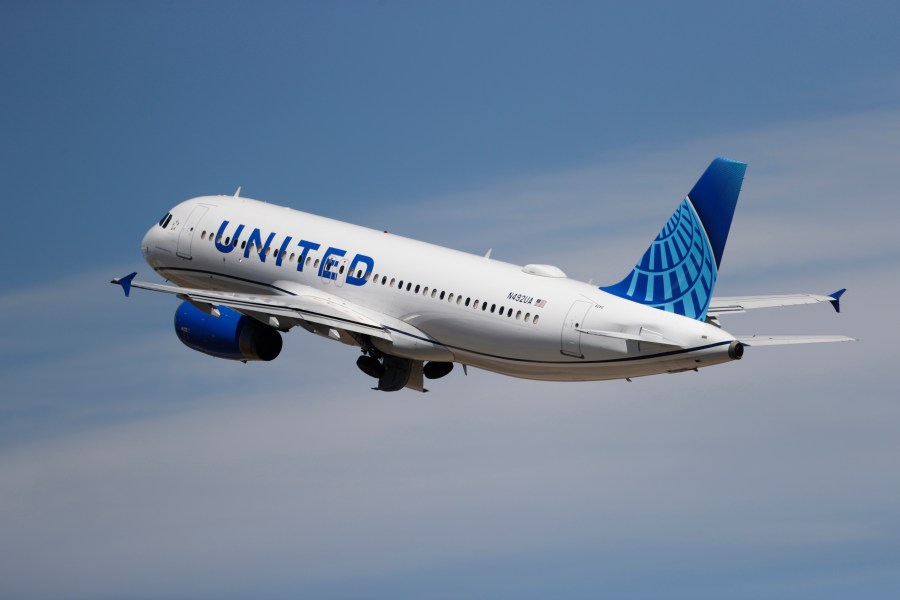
111 272 138 297
829 288 846 313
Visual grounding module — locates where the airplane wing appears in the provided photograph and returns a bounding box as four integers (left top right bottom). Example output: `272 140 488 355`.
708 289 845 316
111 272 392 341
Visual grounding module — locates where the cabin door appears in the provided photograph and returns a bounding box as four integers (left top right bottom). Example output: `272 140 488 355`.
176 206 209 259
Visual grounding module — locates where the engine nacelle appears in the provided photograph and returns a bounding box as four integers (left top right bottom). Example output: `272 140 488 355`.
174 301 282 361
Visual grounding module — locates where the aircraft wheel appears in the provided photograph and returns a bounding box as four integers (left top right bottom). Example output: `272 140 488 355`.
356 355 385 379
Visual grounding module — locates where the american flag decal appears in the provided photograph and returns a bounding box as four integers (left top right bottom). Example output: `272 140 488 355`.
534 299 547 308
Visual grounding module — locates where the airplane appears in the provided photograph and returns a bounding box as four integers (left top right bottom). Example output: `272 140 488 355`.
112 158 853 392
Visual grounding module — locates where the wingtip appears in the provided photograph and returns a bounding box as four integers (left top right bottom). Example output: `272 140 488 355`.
829 288 847 313
112 272 138 297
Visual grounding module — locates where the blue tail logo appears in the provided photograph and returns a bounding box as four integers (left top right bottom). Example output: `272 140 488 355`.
601 158 746 321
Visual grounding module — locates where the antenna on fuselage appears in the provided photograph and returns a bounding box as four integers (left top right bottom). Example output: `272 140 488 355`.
484 248 492 260
233 186 241 198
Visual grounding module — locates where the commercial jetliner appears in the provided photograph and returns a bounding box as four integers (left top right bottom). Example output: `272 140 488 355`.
113 158 852 392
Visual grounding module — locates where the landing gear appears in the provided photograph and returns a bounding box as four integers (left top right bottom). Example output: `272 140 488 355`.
377 355 413 392
355 350 413 391
356 355 384 379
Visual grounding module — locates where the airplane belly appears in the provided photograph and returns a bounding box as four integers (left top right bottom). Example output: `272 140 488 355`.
456 337 737 382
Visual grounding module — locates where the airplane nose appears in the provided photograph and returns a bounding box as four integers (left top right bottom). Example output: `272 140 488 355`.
141 226 156 259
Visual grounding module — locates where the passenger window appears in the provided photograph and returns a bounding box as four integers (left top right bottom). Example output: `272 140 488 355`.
339 265 344 274
473 300 480 309
507 308 513 317
482 303 487 311
516 310 521 320
357 270 363 278
406 282 412 291
290 252 296 262
390 278 396 288
241 241 246 249
465 297 470 306
314 258 320 268
448 293 454 302
415 285 420 293
457 296 462 305
398 280 404 289
225 237 231 246
533 315 540 324
423 287 429 295
525 313 531 323
439 291 445 300
431 289 437 298
490 304 496 313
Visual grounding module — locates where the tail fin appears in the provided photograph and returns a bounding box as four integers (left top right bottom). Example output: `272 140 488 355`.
601 157 746 321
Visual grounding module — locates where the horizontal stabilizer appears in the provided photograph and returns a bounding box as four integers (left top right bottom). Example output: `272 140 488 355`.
709 291 847 315
736 335 856 346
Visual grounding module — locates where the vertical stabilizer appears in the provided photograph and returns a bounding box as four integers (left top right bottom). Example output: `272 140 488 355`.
601 158 746 320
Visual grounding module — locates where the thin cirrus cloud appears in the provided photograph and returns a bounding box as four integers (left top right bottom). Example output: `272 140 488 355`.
371 107 900 286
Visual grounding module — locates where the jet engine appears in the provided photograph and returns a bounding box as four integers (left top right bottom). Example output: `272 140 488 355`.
174 301 282 361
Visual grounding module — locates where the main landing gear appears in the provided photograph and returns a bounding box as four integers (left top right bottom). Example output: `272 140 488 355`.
356 350 454 392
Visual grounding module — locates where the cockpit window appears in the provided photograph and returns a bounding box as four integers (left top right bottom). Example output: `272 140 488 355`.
159 213 173 229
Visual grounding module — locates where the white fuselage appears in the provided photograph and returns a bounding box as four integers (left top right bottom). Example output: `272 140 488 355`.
142 196 739 381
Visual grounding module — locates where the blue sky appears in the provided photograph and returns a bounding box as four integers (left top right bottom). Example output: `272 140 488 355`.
2 2 900 599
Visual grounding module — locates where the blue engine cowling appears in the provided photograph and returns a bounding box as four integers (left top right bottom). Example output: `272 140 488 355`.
174 301 282 361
